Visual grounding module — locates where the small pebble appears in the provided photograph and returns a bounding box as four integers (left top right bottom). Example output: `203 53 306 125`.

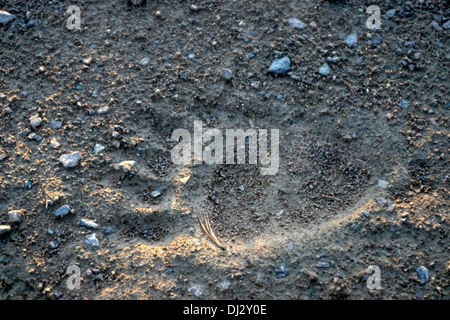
287 18 307 29
113 160 136 173
93 143 107 155
376 198 388 207
51 121 62 129
400 99 409 109
0 225 11 235
220 280 231 290
151 189 162 198
85 233 99 250
30 116 43 129
431 20 443 31
188 283 204 297
97 106 109 114
80 219 100 230
269 56 291 74
318 63 331 76
416 266 430 284
316 261 330 268
377 180 388 189
345 33 358 47
220 68 232 80
443 20 450 30
386 9 396 18
140 57 150 66
327 56 340 63
8 210 21 222
49 138 61 149
54 205 71 218
275 264 289 278
105 226 116 235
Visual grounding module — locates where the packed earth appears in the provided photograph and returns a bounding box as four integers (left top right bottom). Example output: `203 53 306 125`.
0 0 449 300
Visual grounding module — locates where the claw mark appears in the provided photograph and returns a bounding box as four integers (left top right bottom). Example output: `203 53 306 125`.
344 80 356 94
198 212 225 250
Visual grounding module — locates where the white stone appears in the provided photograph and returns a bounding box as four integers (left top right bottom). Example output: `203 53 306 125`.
8 210 21 222
59 152 82 168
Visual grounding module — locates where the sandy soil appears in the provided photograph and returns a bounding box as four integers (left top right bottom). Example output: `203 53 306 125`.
0 0 449 300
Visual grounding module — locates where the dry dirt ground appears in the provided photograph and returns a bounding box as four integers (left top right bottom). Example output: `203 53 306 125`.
0 0 449 300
